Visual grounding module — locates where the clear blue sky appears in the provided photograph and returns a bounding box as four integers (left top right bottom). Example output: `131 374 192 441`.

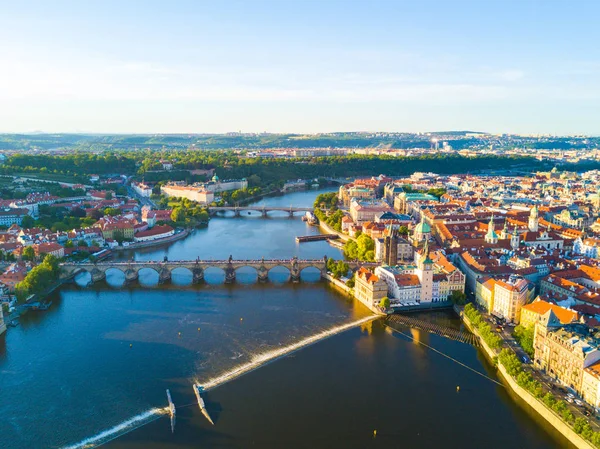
1 0 599 135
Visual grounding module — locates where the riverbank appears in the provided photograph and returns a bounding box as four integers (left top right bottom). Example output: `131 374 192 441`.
459 307 596 449
318 220 350 242
112 228 190 252
322 272 386 315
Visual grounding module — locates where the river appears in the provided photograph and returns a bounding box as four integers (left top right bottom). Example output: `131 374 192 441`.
0 187 573 448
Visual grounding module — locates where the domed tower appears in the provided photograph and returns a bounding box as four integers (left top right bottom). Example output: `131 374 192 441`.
528 205 539 232
413 214 431 242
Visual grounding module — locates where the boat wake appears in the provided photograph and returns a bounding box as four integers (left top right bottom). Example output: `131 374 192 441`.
62 407 168 449
62 315 378 448
199 315 378 390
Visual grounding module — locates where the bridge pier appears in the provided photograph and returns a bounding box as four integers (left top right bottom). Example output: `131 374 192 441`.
158 268 171 284
125 269 139 284
257 265 269 282
261 209 267 217
90 268 106 284
290 257 300 283
225 267 236 283
192 267 204 284
234 209 241 217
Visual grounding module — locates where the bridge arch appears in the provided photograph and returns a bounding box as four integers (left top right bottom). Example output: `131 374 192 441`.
73 269 92 287
137 266 161 286
267 265 291 283
170 266 194 286
203 266 227 284
104 267 126 287
299 266 323 282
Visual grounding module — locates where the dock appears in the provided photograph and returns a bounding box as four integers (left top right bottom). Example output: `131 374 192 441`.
295 234 339 243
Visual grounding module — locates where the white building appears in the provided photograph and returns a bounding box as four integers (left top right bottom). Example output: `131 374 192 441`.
161 184 215 205
0 208 29 226
374 243 465 305
132 181 152 197
491 275 535 323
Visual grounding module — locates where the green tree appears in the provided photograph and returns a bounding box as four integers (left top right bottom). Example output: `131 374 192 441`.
77 239 88 247
22 246 35 261
21 215 35 228
65 239 74 248
513 325 535 357
104 207 120 216
105 191 113 200
449 290 467 305
380 297 390 310
171 207 186 223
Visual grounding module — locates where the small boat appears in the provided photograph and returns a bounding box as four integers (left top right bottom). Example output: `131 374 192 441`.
166 389 176 433
193 384 215 425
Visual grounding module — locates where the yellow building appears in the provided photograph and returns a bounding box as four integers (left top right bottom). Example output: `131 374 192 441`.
582 362 600 410
534 313 600 394
355 267 388 309
519 298 578 329
475 277 496 312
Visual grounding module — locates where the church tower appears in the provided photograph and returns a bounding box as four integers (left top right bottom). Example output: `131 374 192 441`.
500 220 509 240
383 225 398 266
416 240 434 303
528 205 539 232
511 226 520 250
485 215 499 244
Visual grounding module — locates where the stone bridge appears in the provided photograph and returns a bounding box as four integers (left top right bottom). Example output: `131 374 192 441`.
208 206 312 217
60 257 378 285
60 257 331 285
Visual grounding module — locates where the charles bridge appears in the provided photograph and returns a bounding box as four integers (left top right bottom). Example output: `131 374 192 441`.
59 257 376 285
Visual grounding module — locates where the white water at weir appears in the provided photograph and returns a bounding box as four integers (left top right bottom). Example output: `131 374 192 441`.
200 315 378 390
61 315 379 449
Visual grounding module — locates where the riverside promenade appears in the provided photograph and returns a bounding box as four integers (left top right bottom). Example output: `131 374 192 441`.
458 306 596 449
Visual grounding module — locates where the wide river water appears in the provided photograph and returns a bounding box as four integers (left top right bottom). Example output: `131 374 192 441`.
1 188 573 448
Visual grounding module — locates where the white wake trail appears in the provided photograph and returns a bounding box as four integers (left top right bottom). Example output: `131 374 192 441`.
62 407 167 449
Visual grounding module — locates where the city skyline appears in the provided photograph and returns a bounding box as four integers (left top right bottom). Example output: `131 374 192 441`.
2 0 600 134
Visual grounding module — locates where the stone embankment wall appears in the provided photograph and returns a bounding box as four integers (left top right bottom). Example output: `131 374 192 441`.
113 229 189 252
323 273 385 315
460 309 595 449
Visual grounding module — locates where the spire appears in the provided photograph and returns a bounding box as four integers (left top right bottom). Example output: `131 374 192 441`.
420 239 433 265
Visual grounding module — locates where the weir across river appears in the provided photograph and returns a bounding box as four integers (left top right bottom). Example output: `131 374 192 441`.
60 257 377 285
